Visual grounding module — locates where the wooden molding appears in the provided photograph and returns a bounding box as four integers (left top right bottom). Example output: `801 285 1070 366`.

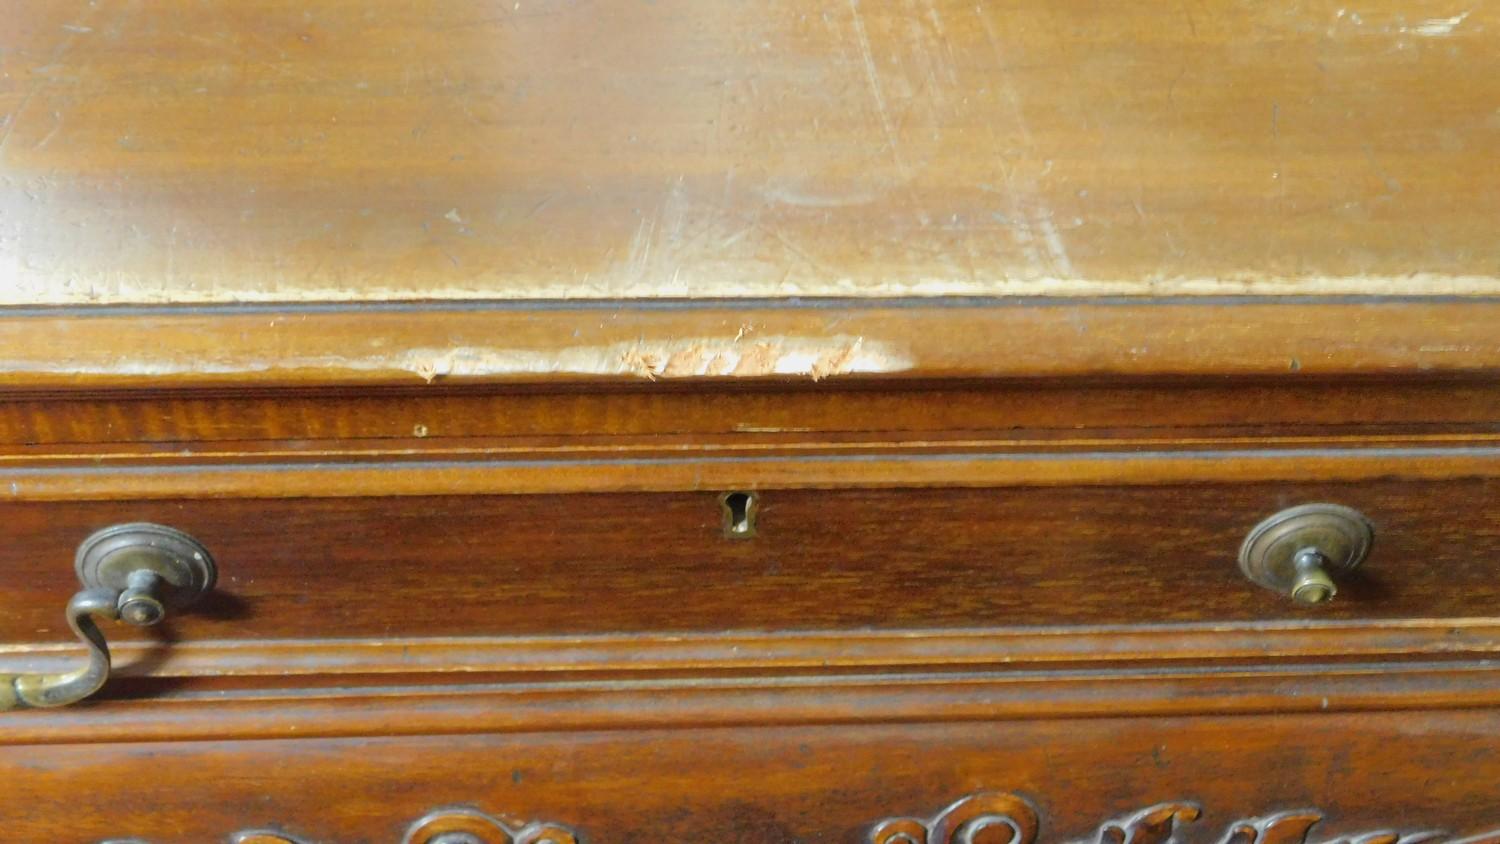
6 622 1500 680
8 442 1500 501
4 301 1500 391
11 661 1500 746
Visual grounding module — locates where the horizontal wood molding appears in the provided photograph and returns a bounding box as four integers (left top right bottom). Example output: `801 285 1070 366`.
6 443 1500 500
7 660 1500 745
6 622 1500 746
4 622 1500 680
4 300 1500 390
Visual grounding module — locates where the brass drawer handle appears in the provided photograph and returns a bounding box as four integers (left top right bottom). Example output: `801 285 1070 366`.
0 523 217 711
1239 504 1374 605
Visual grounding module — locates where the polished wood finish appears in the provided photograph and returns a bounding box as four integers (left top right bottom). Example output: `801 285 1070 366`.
11 660 1500 746
5 375 1500 450
42 793 1500 844
7 712 1500 841
1 479 1499 647
11 622 1500 686
4 306 1499 837
871 794 1500 844
2 1 1497 303
10 440 1500 500
4 0 1500 839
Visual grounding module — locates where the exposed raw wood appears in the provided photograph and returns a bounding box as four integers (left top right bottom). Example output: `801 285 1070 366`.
3 301 1500 388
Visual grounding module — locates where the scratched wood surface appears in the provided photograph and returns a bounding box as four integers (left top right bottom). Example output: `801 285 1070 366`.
1 0 1496 304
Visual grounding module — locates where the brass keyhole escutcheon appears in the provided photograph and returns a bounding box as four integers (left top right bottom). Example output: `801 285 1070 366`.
1238 504 1374 605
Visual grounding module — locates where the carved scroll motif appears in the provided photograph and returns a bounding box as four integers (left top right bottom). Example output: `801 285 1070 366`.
110 808 580 844
231 834 312 844
869 793 1500 844
100 796 1500 844
401 806 581 844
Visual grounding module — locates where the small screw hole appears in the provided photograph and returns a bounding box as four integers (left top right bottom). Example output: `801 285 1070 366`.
721 491 758 538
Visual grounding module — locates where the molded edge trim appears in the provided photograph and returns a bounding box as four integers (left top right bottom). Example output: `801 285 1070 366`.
6 445 1500 499
6 659 1500 745
3 621 1499 679
3 300 1500 389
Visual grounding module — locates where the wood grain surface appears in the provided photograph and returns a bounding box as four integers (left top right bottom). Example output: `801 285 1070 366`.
2 1 1497 304
1 479 1497 647
5 712 1500 841
4 2 1499 831
5 376 1500 448
4 300 1500 389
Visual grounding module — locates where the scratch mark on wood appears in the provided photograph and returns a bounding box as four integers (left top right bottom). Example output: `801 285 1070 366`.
1411 10 1472 35
1037 215 1076 278
847 0 910 180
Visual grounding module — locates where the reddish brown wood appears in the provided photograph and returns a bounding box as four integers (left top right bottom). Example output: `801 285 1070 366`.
4 712 1500 842
0 479 1498 649
8 622 1500 686
3 0 1500 836
1 306 1495 834
4 378 1500 450
50 794 1500 844
8 441 1500 501
8 660 1500 746
870 794 1500 844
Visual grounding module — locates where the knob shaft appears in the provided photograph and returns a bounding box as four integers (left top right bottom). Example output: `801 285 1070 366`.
1289 549 1337 604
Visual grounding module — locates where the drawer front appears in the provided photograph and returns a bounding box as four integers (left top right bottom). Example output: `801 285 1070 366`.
7 711 1500 843
1 478 1498 647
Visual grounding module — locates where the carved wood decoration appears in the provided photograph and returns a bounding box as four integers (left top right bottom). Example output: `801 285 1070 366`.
868 793 1500 844
106 808 581 844
100 795 1500 844
401 806 581 844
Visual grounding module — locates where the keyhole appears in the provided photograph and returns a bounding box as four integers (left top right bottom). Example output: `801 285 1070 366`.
720 491 758 538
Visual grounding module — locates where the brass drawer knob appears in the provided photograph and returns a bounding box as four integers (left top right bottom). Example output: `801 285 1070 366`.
0 523 217 711
1238 504 1374 605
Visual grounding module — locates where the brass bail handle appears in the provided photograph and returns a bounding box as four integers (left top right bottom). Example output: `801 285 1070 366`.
1238 504 1374 606
0 523 217 711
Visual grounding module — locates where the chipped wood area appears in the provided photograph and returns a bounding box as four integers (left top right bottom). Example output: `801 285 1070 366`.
0 0 1497 305
4 301 1500 388
0 334 905 383
380 335 898 382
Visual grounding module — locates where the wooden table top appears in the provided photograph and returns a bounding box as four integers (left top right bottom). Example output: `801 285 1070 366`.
1 0 1496 305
